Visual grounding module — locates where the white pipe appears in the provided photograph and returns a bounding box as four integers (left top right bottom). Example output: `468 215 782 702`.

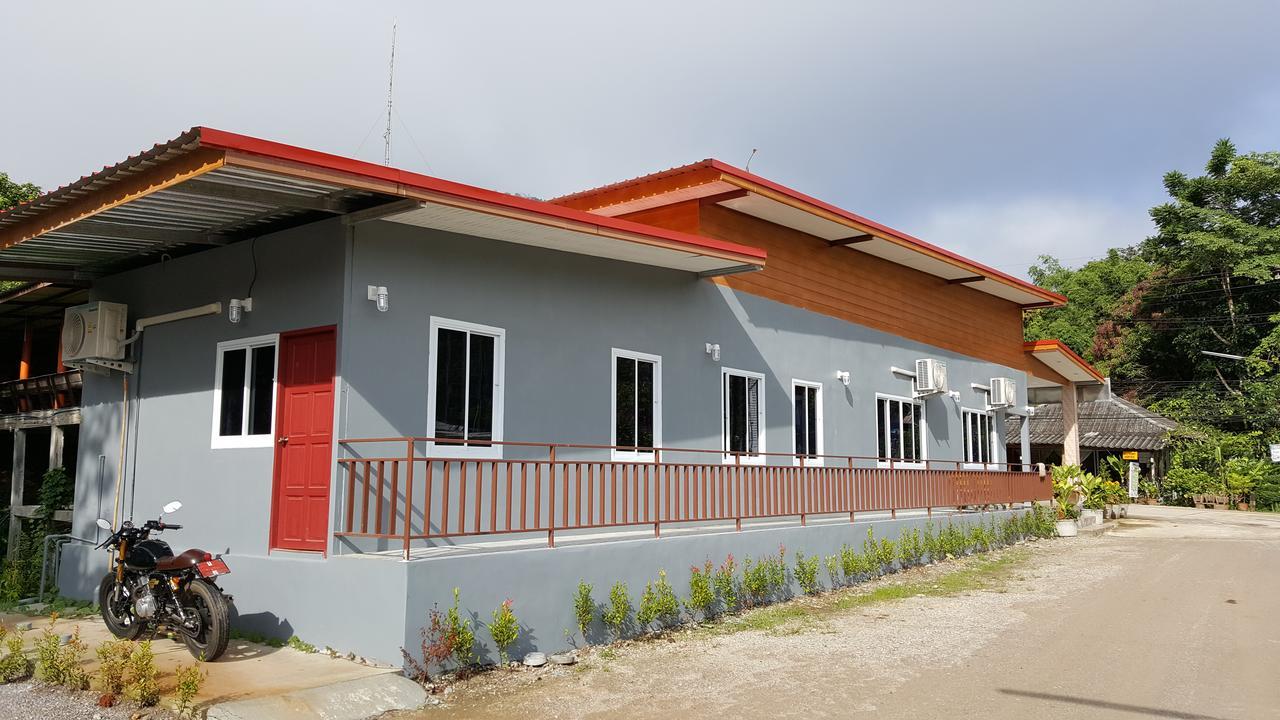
134 302 222 333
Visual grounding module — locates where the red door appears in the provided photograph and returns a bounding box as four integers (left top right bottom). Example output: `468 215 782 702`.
271 326 337 553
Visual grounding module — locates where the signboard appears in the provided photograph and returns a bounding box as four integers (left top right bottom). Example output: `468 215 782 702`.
1122 450 1139 461
1127 462 1140 499
1271 444 1280 463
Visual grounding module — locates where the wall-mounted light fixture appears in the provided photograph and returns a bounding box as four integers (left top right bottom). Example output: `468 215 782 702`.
228 297 253 324
705 342 721 362
367 285 389 313
836 370 850 386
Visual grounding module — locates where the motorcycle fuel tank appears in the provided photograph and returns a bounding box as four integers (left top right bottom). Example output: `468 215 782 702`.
124 538 173 571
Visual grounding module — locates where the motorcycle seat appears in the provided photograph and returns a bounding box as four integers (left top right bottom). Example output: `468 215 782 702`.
154 548 207 572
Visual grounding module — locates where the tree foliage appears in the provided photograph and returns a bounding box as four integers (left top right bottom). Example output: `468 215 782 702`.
0 171 39 212
1024 139 1280 506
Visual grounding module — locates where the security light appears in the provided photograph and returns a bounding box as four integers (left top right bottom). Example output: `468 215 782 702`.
228 298 252 324
367 285 390 312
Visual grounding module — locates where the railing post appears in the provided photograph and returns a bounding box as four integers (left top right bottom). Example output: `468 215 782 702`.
889 457 896 519
547 444 556 548
403 439 415 561
653 448 662 538
847 457 855 524
734 452 742 532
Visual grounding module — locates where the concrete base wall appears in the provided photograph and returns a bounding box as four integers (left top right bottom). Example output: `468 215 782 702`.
401 508 1028 666
62 508 1027 665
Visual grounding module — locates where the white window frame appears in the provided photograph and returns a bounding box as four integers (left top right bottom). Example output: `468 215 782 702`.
962 408 998 469
610 348 662 462
426 317 506 459
791 379 824 467
875 392 927 469
210 333 280 450
721 367 766 465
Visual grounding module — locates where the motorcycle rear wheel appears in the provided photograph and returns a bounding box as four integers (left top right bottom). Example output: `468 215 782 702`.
97 573 145 641
181 579 230 661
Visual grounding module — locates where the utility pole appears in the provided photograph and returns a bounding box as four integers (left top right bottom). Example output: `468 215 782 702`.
383 21 397 166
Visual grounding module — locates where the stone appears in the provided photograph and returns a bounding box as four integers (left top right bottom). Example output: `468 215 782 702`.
549 651 576 666
523 651 547 667
20 603 48 615
14 622 32 632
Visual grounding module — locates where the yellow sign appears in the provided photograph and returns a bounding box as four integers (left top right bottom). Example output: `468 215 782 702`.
1122 451 1139 461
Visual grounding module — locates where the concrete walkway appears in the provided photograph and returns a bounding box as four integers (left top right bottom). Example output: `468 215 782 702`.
0 611 425 718
402 504 1280 720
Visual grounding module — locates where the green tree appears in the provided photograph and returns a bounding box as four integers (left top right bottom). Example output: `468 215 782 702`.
0 171 39 212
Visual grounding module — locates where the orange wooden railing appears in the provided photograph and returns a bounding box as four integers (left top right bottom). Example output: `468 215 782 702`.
335 438 1049 559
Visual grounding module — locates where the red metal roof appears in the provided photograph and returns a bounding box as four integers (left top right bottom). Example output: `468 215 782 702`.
551 159 1067 307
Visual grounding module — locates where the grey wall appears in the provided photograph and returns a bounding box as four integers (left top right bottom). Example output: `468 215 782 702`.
340 221 1028 466
59 213 1035 666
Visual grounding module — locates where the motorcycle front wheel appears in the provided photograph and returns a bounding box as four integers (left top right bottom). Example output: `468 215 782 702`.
181 579 230 661
97 573 145 640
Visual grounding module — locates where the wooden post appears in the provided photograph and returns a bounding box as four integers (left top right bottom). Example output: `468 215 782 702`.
18 323 33 380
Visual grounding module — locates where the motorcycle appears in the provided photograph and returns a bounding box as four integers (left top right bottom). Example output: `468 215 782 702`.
94 501 232 661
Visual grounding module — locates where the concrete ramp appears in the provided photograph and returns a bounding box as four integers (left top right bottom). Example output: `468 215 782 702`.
206 673 427 720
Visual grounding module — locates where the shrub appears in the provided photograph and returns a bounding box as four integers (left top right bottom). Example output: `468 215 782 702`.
287 636 317 654
487 599 519 665
838 543 862 581
823 554 841 589
603 582 632 639
922 522 939 561
127 641 159 707
863 529 896 574
32 619 62 684
794 551 820 595
767 545 789 595
94 640 132 705
685 561 716 621
174 662 206 716
636 570 681 631
572 580 595 641
445 588 476 669
0 627 30 682
402 604 455 683
897 528 923 567
713 555 738 613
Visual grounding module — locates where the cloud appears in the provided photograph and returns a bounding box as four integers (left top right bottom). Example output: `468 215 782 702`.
910 197 1156 280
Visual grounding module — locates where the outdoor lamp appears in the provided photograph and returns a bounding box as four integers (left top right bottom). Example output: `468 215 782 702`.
367 285 390 312
836 370 850 386
228 298 252 324
705 343 721 361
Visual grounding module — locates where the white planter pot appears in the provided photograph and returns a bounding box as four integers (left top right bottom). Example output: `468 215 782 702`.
1055 519 1079 537
1079 509 1103 527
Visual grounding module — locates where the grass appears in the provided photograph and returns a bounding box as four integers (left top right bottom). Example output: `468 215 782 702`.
700 547 1032 637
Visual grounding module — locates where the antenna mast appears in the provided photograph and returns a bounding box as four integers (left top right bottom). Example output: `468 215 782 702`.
383 22 397 166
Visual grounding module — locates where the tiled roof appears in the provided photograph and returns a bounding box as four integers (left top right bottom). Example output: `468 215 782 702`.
1005 395 1178 451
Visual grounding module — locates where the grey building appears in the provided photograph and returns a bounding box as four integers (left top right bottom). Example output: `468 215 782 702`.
0 128 1100 664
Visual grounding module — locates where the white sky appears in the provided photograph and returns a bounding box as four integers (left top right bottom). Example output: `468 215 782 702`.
4 1 1279 278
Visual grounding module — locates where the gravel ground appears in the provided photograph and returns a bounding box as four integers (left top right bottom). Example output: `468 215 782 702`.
0 682 177 720
390 534 1120 720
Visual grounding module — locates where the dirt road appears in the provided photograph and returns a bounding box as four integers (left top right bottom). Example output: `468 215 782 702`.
403 506 1280 720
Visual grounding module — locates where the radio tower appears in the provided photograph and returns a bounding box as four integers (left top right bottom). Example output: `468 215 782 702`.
383 22 397 166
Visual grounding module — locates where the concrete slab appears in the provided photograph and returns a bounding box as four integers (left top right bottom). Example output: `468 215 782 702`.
0 612 420 717
205 673 428 720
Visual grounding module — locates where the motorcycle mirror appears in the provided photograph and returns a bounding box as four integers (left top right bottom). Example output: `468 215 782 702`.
163 501 183 514
96 518 113 530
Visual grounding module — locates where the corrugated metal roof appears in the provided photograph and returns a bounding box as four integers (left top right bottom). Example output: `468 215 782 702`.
1004 395 1178 451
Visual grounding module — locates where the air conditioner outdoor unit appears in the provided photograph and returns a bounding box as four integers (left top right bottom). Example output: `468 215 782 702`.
914 358 948 395
62 301 128 363
989 377 1016 408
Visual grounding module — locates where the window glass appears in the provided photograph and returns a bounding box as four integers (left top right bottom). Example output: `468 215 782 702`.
218 348 246 437
615 357 636 447
248 345 275 435
878 397 923 463
724 372 761 455
793 384 820 458
467 333 495 443
637 360 654 450
964 410 993 463
434 328 467 440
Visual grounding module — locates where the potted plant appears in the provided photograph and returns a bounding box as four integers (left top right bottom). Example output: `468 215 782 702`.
1052 474 1080 537
1077 472 1106 526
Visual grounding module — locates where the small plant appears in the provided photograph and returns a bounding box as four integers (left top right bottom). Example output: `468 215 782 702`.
794 551 820 595
897 528 924 567
863 528 896 574
603 582 632 639
637 570 681 631
713 555 738 613
922 522 939 561
823 554 841 589
741 556 768 606
572 580 595 642
94 640 132 706
174 661 206 716
402 606 453 683
287 635 317 654
767 544 789 595
127 640 160 707
838 543 862 581
487 599 519 666
445 588 476 669
0 627 30 682
685 561 716 621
